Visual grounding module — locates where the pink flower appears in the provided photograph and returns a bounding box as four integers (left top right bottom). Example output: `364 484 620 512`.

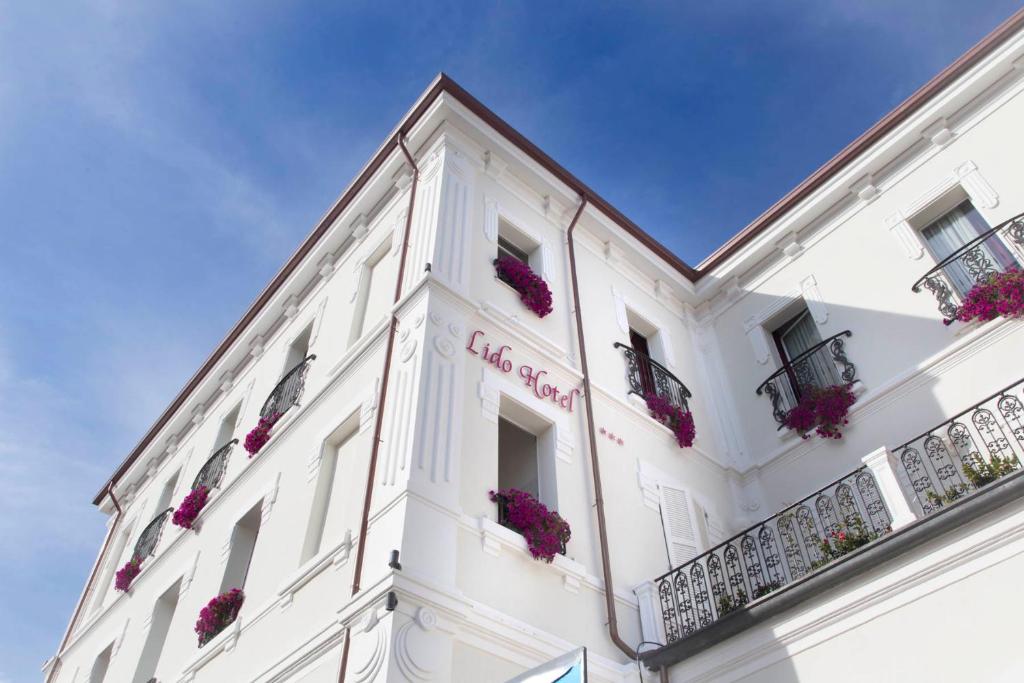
114 556 143 592
783 384 856 440
643 393 696 448
172 485 210 530
194 588 245 647
244 413 282 457
489 488 571 562
494 256 553 318
947 269 1024 325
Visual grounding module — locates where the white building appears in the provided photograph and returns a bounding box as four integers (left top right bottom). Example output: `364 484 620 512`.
45 8 1024 683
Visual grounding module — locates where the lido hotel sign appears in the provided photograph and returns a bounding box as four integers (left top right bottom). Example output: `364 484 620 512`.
466 329 581 413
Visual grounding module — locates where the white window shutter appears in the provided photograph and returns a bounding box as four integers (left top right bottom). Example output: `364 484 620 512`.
695 500 728 547
659 485 700 568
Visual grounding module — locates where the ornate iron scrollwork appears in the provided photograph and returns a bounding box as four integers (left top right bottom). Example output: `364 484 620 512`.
755 330 855 428
133 508 173 559
260 355 316 419
614 343 692 413
192 439 238 492
911 210 1024 319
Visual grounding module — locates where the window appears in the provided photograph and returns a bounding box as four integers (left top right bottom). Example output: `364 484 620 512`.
302 413 361 561
496 397 558 508
132 579 181 683
214 403 241 451
91 522 135 613
920 199 1017 295
220 501 262 594
771 307 839 399
350 241 393 345
498 417 539 499
153 470 180 515
658 484 700 568
628 327 656 396
90 642 114 683
283 323 313 375
495 218 541 286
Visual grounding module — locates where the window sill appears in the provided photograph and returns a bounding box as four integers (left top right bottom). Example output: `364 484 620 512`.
276 531 353 607
476 515 587 593
180 617 243 680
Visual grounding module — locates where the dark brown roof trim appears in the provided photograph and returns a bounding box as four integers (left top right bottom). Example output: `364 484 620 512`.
696 6 1024 275
94 9 1024 503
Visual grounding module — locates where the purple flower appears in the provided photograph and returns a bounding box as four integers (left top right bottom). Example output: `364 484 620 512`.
783 384 856 440
494 256 553 318
114 556 143 593
489 488 571 562
946 269 1024 325
172 485 210 530
244 413 282 457
643 393 696 448
194 588 245 647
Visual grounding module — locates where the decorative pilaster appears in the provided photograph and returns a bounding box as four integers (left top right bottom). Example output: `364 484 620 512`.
862 447 920 529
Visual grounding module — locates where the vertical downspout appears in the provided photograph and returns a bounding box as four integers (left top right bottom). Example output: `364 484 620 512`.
565 196 639 662
338 133 419 683
45 483 122 683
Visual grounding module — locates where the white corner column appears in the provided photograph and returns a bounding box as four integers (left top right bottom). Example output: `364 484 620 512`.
862 447 920 530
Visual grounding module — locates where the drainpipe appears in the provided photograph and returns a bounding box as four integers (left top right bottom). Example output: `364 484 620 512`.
565 196 639 662
338 133 419 683
45 482 122 683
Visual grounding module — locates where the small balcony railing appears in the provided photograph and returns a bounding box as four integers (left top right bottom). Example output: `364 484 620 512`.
192 439 238 492
614 343 691 413
911 211 1024 321
260 354 316 419
654 467 892 644
894 376 1024 515
133 508 174 560
755 331 856 428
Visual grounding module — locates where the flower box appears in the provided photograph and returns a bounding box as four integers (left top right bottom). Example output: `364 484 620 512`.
114 556 143 593
494 256 553 318
244 413 282 457
644 393 696 448
195 588 245 647
172 485 210 531
489 488 570 562
783 383 856 440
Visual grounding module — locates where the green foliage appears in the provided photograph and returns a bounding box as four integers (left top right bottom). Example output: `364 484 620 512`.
716 589 748 616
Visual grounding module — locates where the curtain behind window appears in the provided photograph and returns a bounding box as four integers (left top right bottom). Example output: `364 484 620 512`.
921 201 1015 295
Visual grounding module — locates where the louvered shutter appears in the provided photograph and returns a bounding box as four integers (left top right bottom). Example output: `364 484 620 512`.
659 485 699 568
694 500 728 547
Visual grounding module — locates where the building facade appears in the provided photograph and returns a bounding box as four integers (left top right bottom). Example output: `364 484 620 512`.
45 9 1024 683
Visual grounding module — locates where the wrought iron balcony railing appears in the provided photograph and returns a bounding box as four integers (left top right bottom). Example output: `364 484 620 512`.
895 377 1024 515
755 331 855 428
654 467 892 644
614 343 692 413
133 508 174 560
260 354 316 419
911 211 1024 321
192 439 238 492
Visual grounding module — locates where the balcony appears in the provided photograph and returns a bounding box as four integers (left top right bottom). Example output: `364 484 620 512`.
134 508 174 560
912 211 1024 321
639 376 1024 670
895 377 1024 515
260 354 316 419
755 331 856 427
193 439 238 492
614 343 691 413
651 466 892 644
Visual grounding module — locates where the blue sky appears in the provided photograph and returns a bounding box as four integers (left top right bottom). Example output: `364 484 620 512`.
0 1 1019 680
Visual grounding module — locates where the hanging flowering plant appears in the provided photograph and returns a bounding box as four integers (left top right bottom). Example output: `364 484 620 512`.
644 393 696 448
489 488 571 562
783 384 856 440
244 413 281 457
943 269 1024 325
494 256 553 318
195 588 245 647
114 555 143 593
172 485 210 530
